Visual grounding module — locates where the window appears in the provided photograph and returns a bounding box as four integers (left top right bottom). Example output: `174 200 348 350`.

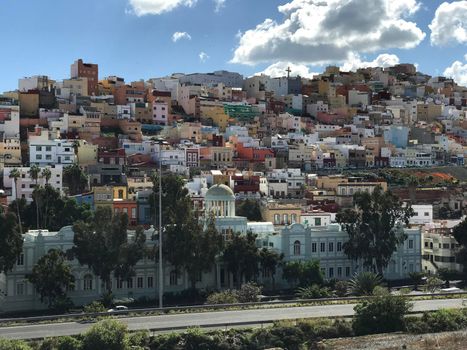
283 214 289 224
118 189 124 199
311 243 317 253
424 212 430 216
131 208 137 219
337 242 342 252
45 146 52 152
16 283 24 296
17 253 24 266
337 267 342 277
329 267 334 278
409 240 414 249
83 275 93 290
46 155 52 160
36 154 42 160
274 214 280 225
345 267 351 277
170 271 178 286
127 278 133 289
314 218 322 226
147 276 154 288
291 214 297 224
320 242 325 252
36 146 42 151
116 279 123 289
293 240 301 256
329 242 334 252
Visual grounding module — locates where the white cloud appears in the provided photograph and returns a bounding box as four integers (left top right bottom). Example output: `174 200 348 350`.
429 1 467 46
341 53 400 72
444 56 467 87
231 0 424 66
172 31 192 42
256 61 320 79
199 52 210 62
214 0 226 12
128 0 197 16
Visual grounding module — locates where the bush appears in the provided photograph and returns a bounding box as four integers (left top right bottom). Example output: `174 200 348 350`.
236 282 262 303
334 280 348 297
83 301 106 314
407 309 467 334
352 291 412 335
296 285 331 299
206 290 239 305
82 319 129 350
128 330 150 348
347 272 382 296
39 336 82 350
0 339 32 350
424 276 443 293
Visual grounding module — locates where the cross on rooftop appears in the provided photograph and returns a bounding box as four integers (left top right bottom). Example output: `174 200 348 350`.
286 66 292 78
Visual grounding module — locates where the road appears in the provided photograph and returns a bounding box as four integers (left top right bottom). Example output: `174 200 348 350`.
0 298 464 340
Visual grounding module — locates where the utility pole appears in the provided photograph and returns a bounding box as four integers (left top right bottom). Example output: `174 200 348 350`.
158 143 163 309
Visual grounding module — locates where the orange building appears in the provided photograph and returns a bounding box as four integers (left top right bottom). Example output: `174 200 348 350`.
71 59 99 96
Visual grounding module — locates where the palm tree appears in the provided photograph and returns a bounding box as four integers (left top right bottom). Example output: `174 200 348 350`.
9 168 23 235
41 168 52 229
347 271 383 296
28 165 41 229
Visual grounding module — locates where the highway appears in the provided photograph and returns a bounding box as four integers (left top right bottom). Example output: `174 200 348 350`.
0 298 464 340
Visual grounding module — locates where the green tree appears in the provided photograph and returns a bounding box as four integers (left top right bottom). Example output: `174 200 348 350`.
27 249 75 309
82 319 129 350
259 248 284 290
347 272 383 296
0 211 23 273
453 217 467 281
236 199 263 221
72 207 146 294
63 164 88 196
409 271 425 290
28 164 41 229
282 260 324 288
0 339 32 350
41 168 51 185
223 231 260 288
336 186 414 274
353 289 412 335
8 167 23 234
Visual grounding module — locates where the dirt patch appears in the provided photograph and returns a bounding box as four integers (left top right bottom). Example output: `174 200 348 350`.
319 330 467 350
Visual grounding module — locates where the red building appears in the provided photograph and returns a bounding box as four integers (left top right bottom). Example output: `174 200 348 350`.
113 200 138 226
71 59 98 96
236 143 275 162
98 149 126 165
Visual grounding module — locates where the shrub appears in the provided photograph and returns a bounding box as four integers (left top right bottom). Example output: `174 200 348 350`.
82 319 129 350
236 282 262 303
296 285 331 299
39 336 82 350
0 339 32 350
407 309 467 333
83 301 106 314
352 291 412 335
206 290 239 305
128 330 150 348
424 276 443 293
347 272 382 296
334 280 348 297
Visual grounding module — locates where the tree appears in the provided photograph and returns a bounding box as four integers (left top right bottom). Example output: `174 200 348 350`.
41 168 51 185
9 168 23 235
0 211 23 273
347 272 383 296
27 249 75 309
63 164 88 196
28 164 41 229
453 217 467 281
336 186 414 275
353 289 412 335
282 260 324 288
259 248 283 290
409 271 425 290
82 319 129 350
236 199 263 221
223 231 260 288
72 207 146 294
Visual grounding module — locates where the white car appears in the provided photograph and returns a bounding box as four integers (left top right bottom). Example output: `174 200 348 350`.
107 305 129 312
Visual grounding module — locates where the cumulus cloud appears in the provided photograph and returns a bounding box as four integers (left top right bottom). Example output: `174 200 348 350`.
444 55 467 87
172 31 192 42
128 0 197 15
256 62 320 79
341 53 400 72
429 1 467 46
199 52 210 62
231 0 424 65
214 0 226 12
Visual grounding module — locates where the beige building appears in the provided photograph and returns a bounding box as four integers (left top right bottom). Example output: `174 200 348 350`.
211 146 234 167
200 102 230 131
417 103 443 122
262 202 301 227
19 91 39 117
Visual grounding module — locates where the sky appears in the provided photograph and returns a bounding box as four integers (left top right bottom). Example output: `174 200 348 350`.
1 0 467 92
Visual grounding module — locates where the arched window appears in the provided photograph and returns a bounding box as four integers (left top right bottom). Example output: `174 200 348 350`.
170 271 178 286
83 274 93 291
293 240 301 256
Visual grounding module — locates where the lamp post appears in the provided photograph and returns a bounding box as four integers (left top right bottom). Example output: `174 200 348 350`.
158 142 163 309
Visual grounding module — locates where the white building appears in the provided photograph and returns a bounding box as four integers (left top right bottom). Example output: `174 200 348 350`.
3 165 63 204
153 101 169 125
116 105 131 120
410 205 434 226
29 139 75 166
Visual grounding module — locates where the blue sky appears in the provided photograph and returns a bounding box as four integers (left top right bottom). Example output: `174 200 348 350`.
1 0 467 92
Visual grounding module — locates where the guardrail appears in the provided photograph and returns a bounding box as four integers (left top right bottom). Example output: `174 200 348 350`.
0 291 466 325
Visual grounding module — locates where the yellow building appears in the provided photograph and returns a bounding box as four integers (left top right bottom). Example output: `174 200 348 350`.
201 103 230 131
19 92 39 117
211 146 234 167
76 140 98 167
417 103 443 122
93 186 114 211
262 202 301 226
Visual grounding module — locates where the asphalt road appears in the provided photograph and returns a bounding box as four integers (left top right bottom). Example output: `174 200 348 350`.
0 298 465 340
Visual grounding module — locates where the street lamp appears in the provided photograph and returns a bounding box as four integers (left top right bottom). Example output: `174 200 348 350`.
157 141 164 309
